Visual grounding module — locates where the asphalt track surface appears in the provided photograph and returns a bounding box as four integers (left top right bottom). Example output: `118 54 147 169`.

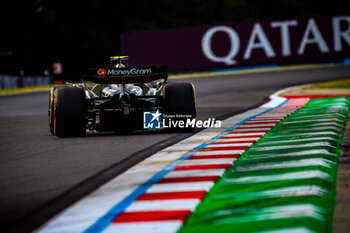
1 65 350 233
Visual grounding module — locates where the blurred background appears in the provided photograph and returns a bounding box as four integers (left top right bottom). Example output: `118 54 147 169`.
1 0 349 80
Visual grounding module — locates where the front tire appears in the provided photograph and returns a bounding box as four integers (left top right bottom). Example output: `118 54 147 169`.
53 87 86 137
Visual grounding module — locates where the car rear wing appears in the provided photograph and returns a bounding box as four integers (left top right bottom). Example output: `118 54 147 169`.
110 56 129 61
82 66 168 84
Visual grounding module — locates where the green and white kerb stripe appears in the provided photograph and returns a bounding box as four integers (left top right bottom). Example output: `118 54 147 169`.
179 97 349 233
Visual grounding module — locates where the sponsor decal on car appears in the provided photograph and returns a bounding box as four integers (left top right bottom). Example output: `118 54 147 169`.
97 68 153 76
97 68 107 76
108 68 152 76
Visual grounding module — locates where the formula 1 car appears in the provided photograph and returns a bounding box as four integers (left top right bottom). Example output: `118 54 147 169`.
49 56 196 137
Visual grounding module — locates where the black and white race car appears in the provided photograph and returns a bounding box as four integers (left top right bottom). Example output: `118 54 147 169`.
49 56 196 137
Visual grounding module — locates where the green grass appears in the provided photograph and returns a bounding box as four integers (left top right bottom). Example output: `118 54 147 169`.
307 78 350 89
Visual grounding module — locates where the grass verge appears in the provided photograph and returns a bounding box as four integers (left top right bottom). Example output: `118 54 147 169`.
307 78 350 89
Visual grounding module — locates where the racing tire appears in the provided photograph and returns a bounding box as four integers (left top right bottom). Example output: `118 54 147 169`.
53 87 86 137
48 86 62 135
163 82 196 131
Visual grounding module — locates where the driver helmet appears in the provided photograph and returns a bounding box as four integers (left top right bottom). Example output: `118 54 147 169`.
115 63 125 68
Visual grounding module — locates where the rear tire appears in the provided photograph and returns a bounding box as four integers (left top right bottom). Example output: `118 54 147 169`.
54 87 86 137
48 87 62 135
163 82 196 131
